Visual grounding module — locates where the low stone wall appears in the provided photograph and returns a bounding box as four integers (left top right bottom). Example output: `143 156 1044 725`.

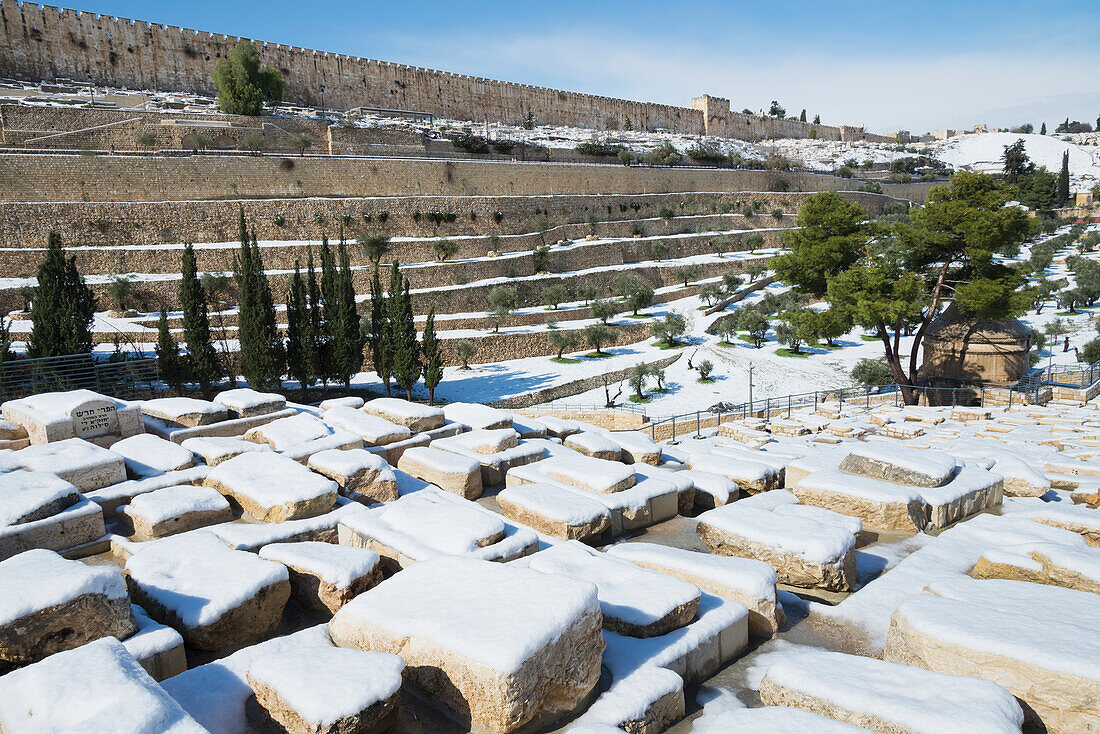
493 353 683 409
0 188 869 250
511 408 648 431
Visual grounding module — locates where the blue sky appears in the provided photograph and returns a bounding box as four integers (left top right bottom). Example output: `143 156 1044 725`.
62 1 1100 133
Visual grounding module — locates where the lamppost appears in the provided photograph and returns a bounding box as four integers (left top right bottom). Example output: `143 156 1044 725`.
748 363 754 414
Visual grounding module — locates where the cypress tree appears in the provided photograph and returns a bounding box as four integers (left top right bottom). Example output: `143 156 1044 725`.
391 279 420 400
305 249 326 385
237 227 284 389
179 244 220 397
368 264 392 395
421 306 443 404
285 262 312 399
318 235 340 386
28 232 96 358
155 308 184 394
333 237 363 390
1057 151 1071 206
1040 122 1047 135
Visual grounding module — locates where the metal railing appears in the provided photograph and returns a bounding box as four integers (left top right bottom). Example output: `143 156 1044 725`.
644 383 1040 442
0 353 160 401
1024 360 1100 388
522 402 648 416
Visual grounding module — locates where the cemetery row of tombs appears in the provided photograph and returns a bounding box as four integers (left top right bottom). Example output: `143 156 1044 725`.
0 385 1097 733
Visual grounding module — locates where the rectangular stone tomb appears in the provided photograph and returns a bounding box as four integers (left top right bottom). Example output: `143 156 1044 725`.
308 448 399 504
635 465 695 515
695 706 888 732
110 433 195 479
533 454 636 494
0 497 106 562
430 430 545 486
605 542 784 636
322 406 411 446
758 647 1023 734
442 401 513 430
180 435 273 466
884 593 1100 734
214 388 287 418
362 398 445 433
244 413 339 451
563 432 622 461
696 505 857 591
0 549 136 668
969 542 1100 594
338 489 536 570
246 647 405 734
496 483 612 541
397 445 483 499
525 541 701 638
1 389 143 445
259 541 383 615
204 451 338 522
0 471 80 527
838 442 957 487
606 430 662 465
139 397 228 428
125 603 187 682
124 532 290 651
13 437 126 491
685 452 779 493
121 484 233 540
678 469 738 510
0 637 206 733
328 557 604 733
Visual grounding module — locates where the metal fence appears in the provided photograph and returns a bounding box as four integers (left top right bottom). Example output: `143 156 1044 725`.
644 383 1039 442
1023 360 1100 389
0 353 161 402
520 402 649 416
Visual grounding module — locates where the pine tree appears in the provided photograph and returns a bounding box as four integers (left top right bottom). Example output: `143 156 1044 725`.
421 306 443 404
390 278 421 400
1040 122 1047 135
1058 151 1071 206
285 262 312 399
333 237 363 390
155 308 184 393
28 232 96 358
178 244 220 397
237 226 284 390
368 264 392 395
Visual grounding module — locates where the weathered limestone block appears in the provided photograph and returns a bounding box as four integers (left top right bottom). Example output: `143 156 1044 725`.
0 549 137 668
244 413 334 451
277 429 364 463
678 469 737 511
606 542 784 636
0 471 79 526
110 433 195 478
969 544 1100 594
214 388 287 418
838 443 956 487
769 419 810 437
1024 506 1100 547
329 557 604 733
246 648 404 734
793 470 926 532
259 541 383 615
442 402 513 430
13 437 126 492
0 637 207 733
308 449 399 504
430 430 544 486
527 542 700 638
397 446 483 499
121 484 233 539
362 397 445 433
694 706 875 732
322 406 411 446
0 498 106 562
0 419 28 442
884 594 1100 734
125 532 290 651
496 483 611 541
1 389 143 445
697 506 857 591
609 431 662 466
204 451 338 522
139 397 228 428
758 647 1024 734
685 452 779 493
538 416 582 439
180 435 273 466
564 432 622 461
124 603 187 682
538 454 636 494
319 396 365 410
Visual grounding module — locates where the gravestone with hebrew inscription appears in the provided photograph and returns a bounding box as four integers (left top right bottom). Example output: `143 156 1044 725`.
1 389 143 447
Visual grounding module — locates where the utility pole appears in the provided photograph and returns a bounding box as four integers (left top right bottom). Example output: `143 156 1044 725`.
748 363 754 414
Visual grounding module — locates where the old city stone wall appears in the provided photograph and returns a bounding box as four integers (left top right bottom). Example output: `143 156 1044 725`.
0 2 891 141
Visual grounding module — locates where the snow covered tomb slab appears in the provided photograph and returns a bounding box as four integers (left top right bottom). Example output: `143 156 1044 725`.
442 401 513 430
838 443 957 487
496 483 611 541
322 406 411 446
180 435 273 466
0 471 79 527
111 433 195 478
397 445 483 499
214 388 286 418
13 437 126 491
564 431 622 461
204 451 338 522
362 397 444 433
124 532 290 651
258 541 382 615
1 388 143 445
121 484 232 540
328 557 604 733
308 448 399 504
139 397 228 428
0 549 136 668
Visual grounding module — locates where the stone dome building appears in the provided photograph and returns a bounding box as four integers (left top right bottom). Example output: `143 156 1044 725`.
920 304 1032 387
